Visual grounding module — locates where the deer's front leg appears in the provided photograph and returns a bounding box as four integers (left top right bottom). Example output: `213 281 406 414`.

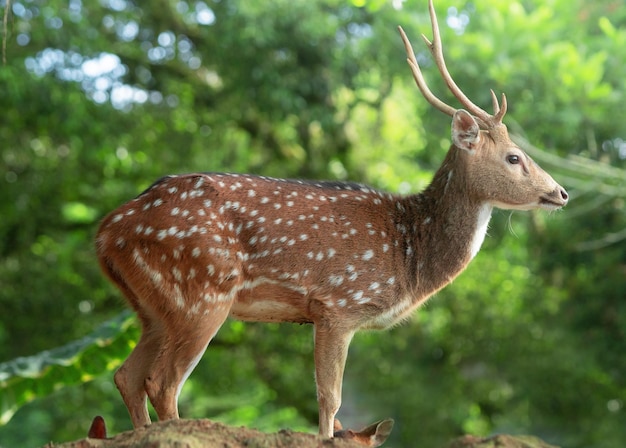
314 324 355 438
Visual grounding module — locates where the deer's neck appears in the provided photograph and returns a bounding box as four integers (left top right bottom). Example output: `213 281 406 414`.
403 148 492 298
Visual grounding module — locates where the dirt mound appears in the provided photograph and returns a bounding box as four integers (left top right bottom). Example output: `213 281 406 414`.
44 418 560 448
448 434 559 448
44 419 365 448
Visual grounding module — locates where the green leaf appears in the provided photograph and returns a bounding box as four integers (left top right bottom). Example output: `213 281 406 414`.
0 311 137 425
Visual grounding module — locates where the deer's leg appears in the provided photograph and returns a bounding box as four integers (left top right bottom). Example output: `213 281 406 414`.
101 260 163 428
144 300 233 422
314 324 355 438
114 315 164 428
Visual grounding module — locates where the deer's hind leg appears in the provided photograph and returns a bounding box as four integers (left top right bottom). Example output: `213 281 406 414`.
100 247 234 426
114 312 165 428
142 292 234 422
99 256 165 428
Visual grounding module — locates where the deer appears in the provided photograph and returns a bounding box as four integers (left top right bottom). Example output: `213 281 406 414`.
94 0 568 445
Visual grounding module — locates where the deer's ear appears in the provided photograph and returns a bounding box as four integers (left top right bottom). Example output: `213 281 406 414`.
452 109 480 152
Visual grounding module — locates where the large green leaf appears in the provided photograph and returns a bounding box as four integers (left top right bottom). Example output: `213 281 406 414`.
0 311 137 425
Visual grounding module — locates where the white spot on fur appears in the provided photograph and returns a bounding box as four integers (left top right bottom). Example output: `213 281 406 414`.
329 275 344 286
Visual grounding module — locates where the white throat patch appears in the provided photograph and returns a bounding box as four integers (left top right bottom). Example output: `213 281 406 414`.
469 204 493 259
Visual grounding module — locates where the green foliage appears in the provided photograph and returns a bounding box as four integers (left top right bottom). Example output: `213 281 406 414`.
0 0 625 447
0 312 136 425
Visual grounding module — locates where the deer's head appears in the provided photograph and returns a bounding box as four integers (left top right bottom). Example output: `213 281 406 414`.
399 0 568 211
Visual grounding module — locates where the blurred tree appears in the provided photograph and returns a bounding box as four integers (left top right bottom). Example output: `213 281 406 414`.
0 0 624 447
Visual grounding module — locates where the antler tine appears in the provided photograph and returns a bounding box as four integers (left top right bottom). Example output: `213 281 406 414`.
398 26 456 118
490 90 500 115
491 90 507 122
423 0 506 127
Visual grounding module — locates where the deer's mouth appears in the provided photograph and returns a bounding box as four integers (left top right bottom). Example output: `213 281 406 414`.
539 196 566 210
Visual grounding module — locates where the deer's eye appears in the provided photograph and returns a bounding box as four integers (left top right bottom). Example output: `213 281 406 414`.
507 154 520 165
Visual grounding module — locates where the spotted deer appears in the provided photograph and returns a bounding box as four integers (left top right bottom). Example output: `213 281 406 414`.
95 0 568 445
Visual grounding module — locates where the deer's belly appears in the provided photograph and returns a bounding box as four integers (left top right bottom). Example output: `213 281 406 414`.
229 280 312 323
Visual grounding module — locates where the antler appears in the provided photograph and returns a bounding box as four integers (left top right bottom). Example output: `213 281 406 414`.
398 0 507 129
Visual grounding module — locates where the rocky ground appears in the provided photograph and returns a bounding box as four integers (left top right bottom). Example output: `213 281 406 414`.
43 418 559 448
